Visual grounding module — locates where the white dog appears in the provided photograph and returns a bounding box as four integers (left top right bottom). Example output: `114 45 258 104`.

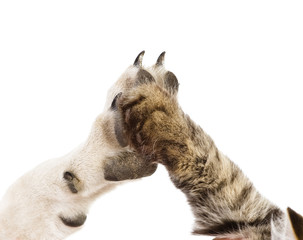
0 51 159 240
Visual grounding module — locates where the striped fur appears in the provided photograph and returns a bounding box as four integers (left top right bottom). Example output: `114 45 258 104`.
113 57 302 239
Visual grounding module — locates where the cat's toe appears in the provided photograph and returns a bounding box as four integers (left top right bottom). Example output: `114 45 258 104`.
136 69 156 85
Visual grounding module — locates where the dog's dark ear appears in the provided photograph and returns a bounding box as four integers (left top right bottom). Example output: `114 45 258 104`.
287 207 303 240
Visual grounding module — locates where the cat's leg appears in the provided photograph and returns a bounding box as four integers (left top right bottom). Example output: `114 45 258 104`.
114 77 284 240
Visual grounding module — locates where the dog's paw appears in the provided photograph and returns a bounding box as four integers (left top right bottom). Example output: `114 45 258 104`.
103 151 157 181
105 51 181 181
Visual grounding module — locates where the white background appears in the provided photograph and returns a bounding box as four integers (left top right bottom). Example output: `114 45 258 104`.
0 1 302 239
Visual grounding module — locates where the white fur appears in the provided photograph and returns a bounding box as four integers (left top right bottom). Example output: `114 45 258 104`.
0 65 140 240
271 213 296 240
1 62 299 240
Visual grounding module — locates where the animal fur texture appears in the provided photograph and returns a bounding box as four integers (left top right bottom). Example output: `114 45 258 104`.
112 52 303 240
0 55 157 240
1 51 302 240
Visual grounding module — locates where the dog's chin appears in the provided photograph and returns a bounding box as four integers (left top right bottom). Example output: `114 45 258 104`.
59 213 87 228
